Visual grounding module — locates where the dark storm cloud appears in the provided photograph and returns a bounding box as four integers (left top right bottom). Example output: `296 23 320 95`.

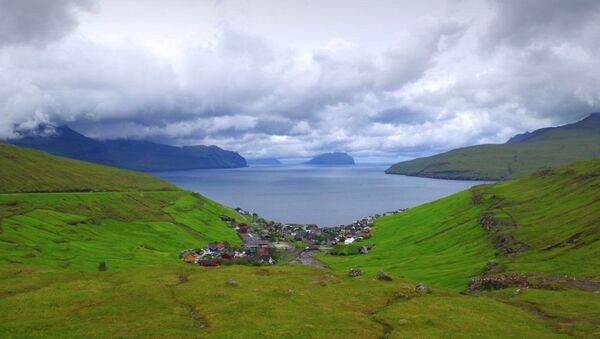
1 0 599 160
483 0 600 49
0 0 94 46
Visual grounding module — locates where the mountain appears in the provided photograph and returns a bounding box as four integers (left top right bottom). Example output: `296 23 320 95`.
103 139 247 171
385 113 600 180
7 125 112 164
6 125 247 171
305 152 355 165
247 158 282 165
0 143 176 193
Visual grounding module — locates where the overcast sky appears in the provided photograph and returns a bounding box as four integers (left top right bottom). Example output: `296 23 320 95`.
1 0 599 161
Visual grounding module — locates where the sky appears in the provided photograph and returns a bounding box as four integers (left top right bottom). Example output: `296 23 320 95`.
1 0 599 162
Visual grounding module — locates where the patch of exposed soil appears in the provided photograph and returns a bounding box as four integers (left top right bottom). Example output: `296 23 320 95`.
469 272 600 292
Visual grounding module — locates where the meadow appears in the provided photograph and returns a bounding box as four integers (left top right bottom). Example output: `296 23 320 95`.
0 143 598 337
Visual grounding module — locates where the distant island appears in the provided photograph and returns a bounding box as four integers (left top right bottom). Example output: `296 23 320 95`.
6 125 247 172
247 158 281 166
386 113 600 180
305 152 355 165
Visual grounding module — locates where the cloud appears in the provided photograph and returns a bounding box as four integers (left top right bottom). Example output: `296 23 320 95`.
0 0 599 161
483 0 600 50
0 0 94 46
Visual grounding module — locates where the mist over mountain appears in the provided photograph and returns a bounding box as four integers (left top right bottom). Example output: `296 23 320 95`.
7 125 247 171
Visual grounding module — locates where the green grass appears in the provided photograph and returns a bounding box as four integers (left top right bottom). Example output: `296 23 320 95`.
386 113 600 180
0 143 598 337
0 143 176 193
0 191 243 271
323 158 600 289
321 190 495 289
486 288 600 337
0 263 582 339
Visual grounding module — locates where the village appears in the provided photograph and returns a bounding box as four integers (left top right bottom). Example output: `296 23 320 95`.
179 207 407 267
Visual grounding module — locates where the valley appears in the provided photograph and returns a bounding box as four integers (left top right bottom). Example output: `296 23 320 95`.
0 143 598 337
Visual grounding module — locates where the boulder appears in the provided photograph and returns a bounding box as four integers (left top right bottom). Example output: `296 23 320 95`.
376 271 393 281
415 282 428 294
348 268 362 277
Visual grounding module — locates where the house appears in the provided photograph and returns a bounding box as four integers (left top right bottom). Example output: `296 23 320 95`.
344 237 355 245
238 224 248 233
221 252 235 260
257 246 269 258
183 254 197 263
199 259 221 267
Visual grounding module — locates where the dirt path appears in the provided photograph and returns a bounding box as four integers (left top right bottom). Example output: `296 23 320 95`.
289 250 328 269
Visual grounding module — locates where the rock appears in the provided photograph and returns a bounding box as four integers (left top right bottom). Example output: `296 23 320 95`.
415 282 428 294
226 278 239 287
348 268 362 277
376 271 393 281
286 288 294 295
482 261 503 275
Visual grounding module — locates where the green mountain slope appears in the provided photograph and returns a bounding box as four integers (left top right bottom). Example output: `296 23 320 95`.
0 144 243 270
324 158 600 289
386 113 600 180
0 143 177 193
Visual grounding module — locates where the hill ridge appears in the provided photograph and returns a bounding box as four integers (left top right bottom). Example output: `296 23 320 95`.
386 113 600 180
6 125 247 172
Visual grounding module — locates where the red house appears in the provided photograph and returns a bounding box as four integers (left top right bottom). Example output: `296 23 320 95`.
221 252 234 260
199 259 221 267
257 247 269 258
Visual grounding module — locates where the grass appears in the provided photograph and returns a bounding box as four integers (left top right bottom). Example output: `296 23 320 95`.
323 158 600 289
0 143 176 193
0 191 243 271
0 143 598 337
0 263 583 339
321 190 495 289
386 113 600 180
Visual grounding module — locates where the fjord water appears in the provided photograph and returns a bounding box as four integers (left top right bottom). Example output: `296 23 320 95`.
154 164 483 227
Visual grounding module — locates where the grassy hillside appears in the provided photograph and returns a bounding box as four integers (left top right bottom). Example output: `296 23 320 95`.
324 159 600 288
0 143 598 337
0 143 177 193
0 191 243 271
386 113 600 180
0 143 244 271
3 263 593 338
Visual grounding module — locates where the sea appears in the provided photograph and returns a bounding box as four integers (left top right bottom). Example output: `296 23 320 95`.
153 164 485 227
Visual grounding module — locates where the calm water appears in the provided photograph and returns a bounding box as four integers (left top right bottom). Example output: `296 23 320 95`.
153 165 484 227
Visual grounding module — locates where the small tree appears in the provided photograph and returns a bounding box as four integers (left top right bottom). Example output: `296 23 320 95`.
98 261 107 272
